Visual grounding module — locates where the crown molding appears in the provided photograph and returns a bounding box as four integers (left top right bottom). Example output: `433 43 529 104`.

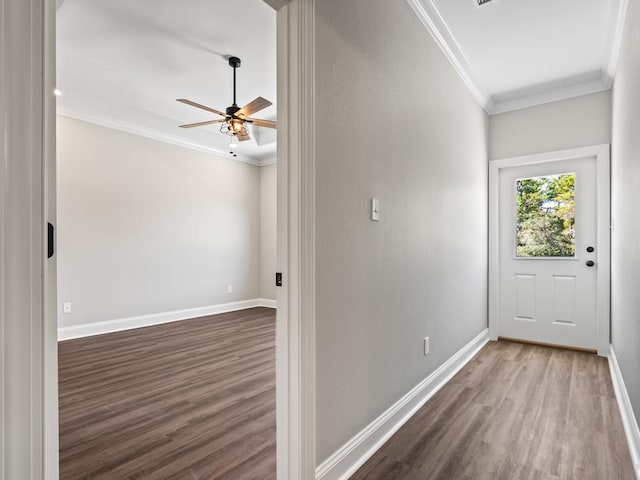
407 0 627 115
57 109 264 167
489 74 611 115
262 0 292 10
259 156 277 166
406 0 492 112
604 0 629 86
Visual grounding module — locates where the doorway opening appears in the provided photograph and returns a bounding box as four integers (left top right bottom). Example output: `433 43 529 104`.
54 0 279 477
489 145 611 355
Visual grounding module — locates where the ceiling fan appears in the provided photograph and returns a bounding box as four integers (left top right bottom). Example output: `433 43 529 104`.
177 56 276 154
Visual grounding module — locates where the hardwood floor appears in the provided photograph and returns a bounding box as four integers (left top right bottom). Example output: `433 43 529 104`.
61 318 634 479
58 307 276 480
351 340 635 480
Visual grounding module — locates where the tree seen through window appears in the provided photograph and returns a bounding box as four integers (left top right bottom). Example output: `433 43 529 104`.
516 173 575 257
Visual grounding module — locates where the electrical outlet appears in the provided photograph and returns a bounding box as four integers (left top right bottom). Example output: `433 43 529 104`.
227 285 233 294
63 302 72 314
424 336 430 355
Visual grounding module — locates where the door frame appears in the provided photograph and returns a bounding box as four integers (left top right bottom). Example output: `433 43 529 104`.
0 0 57 477
488 144 611 356
275 1 316 479
0 0 316 478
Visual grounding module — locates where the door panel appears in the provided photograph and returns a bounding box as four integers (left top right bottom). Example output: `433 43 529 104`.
515 274 535 320
552 275 576 324
498 156 598 350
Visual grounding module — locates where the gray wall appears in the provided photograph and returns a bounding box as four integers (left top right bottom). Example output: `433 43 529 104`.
260 163 277 300
57 115 262 328
489 91 612 160
611 0 640 426
315 0 489 463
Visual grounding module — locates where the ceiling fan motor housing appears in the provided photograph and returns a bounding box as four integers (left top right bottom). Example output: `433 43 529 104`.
226 105 240 116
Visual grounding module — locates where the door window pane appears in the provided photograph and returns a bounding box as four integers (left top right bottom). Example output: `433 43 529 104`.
516 173 575 257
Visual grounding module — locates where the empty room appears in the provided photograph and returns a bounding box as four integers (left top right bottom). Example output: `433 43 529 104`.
2 0 640 479
54 0 278 478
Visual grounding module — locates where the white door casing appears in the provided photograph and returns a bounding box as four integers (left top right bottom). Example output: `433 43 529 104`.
44 0 60 474
1 0 53 478
489 145 611 356
276 1 316 479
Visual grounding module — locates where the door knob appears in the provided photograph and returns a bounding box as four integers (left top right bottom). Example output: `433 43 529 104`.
586 246 595 253
586 260 595 267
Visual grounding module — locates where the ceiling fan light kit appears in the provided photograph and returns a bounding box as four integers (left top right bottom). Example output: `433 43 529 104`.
177 56 276 157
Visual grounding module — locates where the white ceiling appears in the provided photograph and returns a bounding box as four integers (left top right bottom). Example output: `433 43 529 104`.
56 0 276 165
408 0 628 114
57 0 628 152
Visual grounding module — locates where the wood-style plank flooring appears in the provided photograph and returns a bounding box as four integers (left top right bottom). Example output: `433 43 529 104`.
352 340 635 480
58 307 276 480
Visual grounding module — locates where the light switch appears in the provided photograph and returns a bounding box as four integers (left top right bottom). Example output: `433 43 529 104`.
371 198 380 221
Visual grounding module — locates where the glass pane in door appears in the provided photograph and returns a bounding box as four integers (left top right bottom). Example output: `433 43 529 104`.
516 173 575 257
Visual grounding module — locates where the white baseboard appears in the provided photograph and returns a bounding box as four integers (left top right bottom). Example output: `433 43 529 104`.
609 346 640 479
258 298 277 309
316 328 490 480
58 298 277 341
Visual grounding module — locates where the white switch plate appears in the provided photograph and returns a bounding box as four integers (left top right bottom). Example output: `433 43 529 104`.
63 302 72 314
227 285 233 294
424 336 430 355
371 198 380 221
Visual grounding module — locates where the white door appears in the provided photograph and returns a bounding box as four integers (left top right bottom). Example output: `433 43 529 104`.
497 156 599 350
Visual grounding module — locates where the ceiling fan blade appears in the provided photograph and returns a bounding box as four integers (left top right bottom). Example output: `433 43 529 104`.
235 97 272 118
247 118 276 129
179 119 226 128
177 99 226 117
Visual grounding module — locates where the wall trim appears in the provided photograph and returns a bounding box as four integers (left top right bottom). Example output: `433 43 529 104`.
276 0 316 479
259 298 278 309
405 0 491 112
56 110 273 167
609 346 640 479
405 0 627 115
604 0 630 86
58 298 277 341
489 77 611 115
1 0 49 476
263 0 293 10
315 329 490 480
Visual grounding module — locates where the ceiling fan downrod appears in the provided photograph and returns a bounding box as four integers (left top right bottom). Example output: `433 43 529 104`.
227 56 241 116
